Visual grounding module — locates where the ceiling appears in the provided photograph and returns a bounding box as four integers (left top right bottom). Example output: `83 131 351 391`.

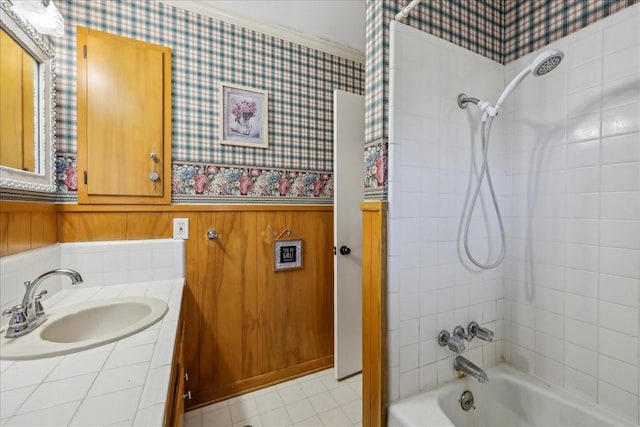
160 0 366 53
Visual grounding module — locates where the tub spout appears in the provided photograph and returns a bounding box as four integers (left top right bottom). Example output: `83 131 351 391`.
454 356 488 383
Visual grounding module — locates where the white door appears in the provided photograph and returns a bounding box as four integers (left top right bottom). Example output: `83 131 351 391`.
333 90 364 380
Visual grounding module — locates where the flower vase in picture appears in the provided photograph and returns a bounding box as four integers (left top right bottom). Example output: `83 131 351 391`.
233 100 256 136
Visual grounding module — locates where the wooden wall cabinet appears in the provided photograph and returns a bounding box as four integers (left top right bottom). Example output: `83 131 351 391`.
76 27 172 204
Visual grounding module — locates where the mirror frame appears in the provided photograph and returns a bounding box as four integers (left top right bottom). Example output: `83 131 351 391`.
0 0 56 193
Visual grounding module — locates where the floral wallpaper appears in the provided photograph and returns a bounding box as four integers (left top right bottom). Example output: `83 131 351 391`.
55 155 334 201
55 155 79 193
363 141 388 193
172 163 333 199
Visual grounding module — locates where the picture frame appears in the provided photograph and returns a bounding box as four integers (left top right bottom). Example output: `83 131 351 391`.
220 83 268 149
274 239 303 271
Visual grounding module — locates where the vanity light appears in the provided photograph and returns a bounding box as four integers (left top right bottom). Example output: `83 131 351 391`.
10 0 64 36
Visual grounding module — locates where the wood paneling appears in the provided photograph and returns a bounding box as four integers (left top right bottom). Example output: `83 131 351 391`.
58 212 128 241
198 211 259 387
361 201 387 427
0 201 57 257
55 204 334 408
256 211 334 373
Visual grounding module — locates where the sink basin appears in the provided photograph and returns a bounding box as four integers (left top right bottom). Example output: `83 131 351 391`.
0 297 168 360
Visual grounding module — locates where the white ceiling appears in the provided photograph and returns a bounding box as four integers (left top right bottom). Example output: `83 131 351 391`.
160 0 366 53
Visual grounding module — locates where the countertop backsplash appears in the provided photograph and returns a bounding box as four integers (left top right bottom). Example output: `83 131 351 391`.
0 239 185 328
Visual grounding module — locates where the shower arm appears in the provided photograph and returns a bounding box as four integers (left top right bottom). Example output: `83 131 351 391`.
457 93 480 109
458 64 534 121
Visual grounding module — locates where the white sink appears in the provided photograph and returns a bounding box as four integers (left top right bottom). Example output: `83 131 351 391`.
0 297 168 360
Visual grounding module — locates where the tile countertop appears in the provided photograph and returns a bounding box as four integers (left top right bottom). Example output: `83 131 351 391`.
0 279 184 427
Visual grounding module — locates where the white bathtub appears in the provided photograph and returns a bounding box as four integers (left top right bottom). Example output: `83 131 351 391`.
388 364 635 427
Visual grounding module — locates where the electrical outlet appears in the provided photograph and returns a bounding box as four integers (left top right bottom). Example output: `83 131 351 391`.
173 218 189 239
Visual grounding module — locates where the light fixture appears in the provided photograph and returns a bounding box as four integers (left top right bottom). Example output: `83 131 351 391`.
10 0 65 37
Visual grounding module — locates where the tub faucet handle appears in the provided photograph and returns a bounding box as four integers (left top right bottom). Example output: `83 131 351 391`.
453 325 472 341
468 321 494 342
438 330 465 354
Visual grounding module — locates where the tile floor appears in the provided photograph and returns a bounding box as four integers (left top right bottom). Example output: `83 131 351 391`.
184 369 362 427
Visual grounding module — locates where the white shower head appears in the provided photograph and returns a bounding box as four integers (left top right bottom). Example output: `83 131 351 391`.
531 49 564 76
494 49 564 109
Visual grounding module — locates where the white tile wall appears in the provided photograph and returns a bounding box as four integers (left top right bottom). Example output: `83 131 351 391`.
389 21 506 402
389 4 640 424
502 4 640 424
0 239 185 328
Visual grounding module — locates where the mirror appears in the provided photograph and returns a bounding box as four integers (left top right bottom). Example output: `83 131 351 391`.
0 0 56 193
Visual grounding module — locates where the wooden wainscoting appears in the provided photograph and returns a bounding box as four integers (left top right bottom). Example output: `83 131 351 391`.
0 201 57 256
57 204 334 408
361 201 387 427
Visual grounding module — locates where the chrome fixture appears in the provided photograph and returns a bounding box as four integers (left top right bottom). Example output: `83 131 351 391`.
458 50 564 269
457 93 479 109
207 229 219 240
459 390 475 411
454 355 488 383
453 325 472 342
2 269 83 338
468 321 494 342
438 330 465 354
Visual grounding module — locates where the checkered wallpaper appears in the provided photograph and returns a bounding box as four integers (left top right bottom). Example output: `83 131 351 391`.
503 0 639 62
364 0 638 198
52 0 364 173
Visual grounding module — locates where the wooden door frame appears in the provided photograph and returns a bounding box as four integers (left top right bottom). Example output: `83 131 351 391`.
361 201 387 427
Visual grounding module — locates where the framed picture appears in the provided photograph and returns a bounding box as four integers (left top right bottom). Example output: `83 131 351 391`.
220 83 268 149
274 239 303 271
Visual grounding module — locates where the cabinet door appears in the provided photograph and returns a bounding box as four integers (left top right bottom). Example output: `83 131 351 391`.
77 27 171 204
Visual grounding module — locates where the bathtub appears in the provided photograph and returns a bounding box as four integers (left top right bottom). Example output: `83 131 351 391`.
388 364 635 427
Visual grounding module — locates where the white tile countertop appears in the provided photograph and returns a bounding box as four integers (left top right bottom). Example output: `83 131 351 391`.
0 278 184 427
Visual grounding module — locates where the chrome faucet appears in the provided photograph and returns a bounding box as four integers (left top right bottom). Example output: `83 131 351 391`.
468 321 494 342
438 330 465 353
2 269 83 338
454 355 488 383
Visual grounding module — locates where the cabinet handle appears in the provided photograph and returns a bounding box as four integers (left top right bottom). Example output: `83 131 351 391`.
184 372 189 382
183 390 192 400
149 172 160 182
207 229 218 240
150 152 158 160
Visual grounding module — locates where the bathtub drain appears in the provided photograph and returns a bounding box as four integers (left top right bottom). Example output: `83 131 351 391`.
460 390 475 411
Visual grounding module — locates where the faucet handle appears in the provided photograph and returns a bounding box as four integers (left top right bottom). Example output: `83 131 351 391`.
34 290 48 317
2 305 25 318
2 305 28 337
438 330 466 353
453 325 472 341
468 321 494 342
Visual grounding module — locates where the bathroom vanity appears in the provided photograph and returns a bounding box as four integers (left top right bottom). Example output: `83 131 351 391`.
0 278 185 426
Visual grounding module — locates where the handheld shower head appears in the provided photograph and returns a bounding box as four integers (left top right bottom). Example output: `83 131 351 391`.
531 49 564 76
494 49 564 111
